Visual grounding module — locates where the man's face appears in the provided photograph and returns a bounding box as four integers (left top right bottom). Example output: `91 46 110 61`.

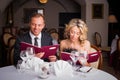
29 16 45 36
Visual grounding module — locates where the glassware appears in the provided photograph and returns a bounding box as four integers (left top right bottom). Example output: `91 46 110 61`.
78 51 89 78
48 62 55 75
26 47 35 59
70 51 79 76
79 51 89 66
84 51 89 60
70 51 78 67
16 60 23 73
20 50 28 61
38 65 50 79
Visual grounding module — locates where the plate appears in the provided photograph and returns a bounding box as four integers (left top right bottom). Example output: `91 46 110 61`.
38 74 49 79
78 66 93 73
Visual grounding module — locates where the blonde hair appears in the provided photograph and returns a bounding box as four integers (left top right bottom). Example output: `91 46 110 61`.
64 18 88 42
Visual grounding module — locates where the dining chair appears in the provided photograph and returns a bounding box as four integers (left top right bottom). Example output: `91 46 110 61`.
7 47 14 65
94 32 110 51
1 32 13 65
94 32 110 59
2 32 13 47
8 36 16 48
7 37 16 65
94 32 102 47
90 45 103 69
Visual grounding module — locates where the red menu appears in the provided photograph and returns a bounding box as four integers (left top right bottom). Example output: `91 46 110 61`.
20 42 59 58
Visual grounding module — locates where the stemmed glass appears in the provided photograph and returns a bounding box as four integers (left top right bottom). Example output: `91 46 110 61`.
70 51 79 76
70 51 78 67
17 50 28 73
16 60 23 72
20 50 28 61
78 51 89 78
26 47 35 59
79 51 89 66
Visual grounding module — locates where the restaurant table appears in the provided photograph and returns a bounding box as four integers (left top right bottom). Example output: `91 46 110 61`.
0 65 118 80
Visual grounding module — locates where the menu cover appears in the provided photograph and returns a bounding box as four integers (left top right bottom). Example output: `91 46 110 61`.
60 51 100 63
60 52 80 65
20 42 59 58
60 52 71 61
87 52 100 63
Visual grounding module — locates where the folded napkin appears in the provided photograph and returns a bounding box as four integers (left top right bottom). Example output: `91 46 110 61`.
53 60 73 76
20 57 45 73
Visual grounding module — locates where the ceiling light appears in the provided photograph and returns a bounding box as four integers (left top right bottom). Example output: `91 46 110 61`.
39 0 48 4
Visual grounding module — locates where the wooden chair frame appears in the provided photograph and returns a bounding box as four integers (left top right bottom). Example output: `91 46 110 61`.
90 45 103 69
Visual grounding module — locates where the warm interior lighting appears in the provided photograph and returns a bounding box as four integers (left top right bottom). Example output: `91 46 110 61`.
108 15 118 23
39 0 48 4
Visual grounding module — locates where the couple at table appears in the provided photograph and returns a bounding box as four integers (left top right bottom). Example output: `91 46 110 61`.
14 12 91 67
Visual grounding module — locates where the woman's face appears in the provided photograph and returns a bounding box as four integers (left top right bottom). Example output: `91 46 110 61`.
69 26 80 42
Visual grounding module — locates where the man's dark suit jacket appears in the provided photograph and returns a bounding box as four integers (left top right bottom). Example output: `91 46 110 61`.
14 31 53 65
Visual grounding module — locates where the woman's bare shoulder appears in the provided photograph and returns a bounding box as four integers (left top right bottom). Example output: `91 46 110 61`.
83 40 91 48
84 40 90 44
60 39 69 51
60 39 68 44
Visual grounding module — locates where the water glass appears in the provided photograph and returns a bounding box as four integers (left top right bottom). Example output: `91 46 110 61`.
16 60 23 73
70 51 78 66
79 51 89 66
26 47 35 59
20 50 28 61
79 51 89 78
48 62 55 75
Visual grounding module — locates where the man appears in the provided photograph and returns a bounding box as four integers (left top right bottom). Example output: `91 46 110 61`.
14 13 56 65
109 34 119 66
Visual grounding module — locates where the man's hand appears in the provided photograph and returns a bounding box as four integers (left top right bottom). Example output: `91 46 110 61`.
35 52 45 58
48 55 57 62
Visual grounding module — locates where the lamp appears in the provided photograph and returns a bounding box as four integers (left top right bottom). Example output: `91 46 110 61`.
108 15 118 23
39 0 48 4
108 14 118 46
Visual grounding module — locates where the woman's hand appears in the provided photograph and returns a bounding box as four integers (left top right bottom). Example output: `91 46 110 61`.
48 55 57 62
35 52 45 58
78 57 90 66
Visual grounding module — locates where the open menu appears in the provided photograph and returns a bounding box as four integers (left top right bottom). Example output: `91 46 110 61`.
60 52 71 61
20 42 59 58
60 51 100 63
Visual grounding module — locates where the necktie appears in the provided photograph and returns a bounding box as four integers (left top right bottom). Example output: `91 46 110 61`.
34 37 38 46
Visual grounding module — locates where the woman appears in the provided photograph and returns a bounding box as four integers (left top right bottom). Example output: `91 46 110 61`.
60 18 91 66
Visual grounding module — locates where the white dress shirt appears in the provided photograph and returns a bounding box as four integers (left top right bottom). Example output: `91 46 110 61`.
29 31 41 47
110 35 119 54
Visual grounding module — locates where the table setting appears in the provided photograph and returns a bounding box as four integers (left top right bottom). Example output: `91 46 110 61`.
0 60 118 80
0 47 118 80
16 47 76 79
16 50 93 80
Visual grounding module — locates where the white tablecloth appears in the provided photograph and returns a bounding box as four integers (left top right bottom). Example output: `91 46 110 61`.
0 65 118 80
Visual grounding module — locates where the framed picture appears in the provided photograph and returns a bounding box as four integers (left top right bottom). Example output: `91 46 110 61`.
23 8 44 23
92 4 104 19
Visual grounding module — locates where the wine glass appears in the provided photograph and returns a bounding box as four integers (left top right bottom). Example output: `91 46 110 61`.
70 51 78 67
78 51 89 78
16 60 23 72
26 47 35 59
20 50 28 61
70 51 79 76
48 62 55 75
79 51 89 66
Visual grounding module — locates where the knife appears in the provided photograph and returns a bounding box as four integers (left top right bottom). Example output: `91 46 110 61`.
87 67 92 72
